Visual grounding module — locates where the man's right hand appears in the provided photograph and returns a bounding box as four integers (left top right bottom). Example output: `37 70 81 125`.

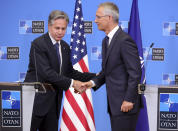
81 81 93 89
72 80 87 94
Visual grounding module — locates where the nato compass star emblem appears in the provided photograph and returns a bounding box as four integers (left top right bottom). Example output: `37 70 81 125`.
2 91 21 109
6 95 16 106
164 97 174 109
0 46 7 59
160 93 178 112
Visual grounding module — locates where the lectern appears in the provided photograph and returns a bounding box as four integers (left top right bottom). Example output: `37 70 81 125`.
138 85 178 131
0 82 53 131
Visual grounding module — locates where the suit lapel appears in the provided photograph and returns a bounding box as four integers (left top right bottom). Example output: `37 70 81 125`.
44 33 60 66
60 40 70 72
104 28 122 66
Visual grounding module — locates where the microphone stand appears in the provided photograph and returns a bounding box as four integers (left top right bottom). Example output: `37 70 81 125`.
138 43 154 94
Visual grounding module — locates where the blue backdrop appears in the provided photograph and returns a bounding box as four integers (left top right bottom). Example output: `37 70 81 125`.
0 0 178 130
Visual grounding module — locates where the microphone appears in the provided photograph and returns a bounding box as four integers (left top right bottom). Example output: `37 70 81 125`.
33 47 51 93
33 48 41 91
150 43 154 48
138 43 154 94
33 48 39 83
144 43 154 75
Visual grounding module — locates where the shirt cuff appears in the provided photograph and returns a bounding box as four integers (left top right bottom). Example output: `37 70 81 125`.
70 79 74 88
90 80 95 87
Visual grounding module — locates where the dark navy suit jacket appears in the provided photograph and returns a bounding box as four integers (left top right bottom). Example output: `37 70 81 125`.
93 27 142 116
24 32 95 118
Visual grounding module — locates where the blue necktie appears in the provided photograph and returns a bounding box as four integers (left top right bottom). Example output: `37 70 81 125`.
105 36 109 53
55 43 61 65
105 36 109 47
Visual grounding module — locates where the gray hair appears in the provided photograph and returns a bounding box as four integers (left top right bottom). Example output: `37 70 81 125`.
99 2 119 23
48 10 69 25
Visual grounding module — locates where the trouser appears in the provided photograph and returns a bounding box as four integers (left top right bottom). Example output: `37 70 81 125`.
30 102 58 131
110 113 139 131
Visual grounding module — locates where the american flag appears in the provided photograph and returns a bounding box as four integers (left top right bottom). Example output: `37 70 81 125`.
60 0 96 131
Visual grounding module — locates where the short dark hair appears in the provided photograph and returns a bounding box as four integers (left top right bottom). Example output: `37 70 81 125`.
48 10 69 25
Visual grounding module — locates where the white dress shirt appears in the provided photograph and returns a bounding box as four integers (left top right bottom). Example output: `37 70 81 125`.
107 25 119 46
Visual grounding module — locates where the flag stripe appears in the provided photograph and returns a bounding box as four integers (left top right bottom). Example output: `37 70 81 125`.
81 92 95 126
60 119 69 131
62 108 77 131
79 58 89 72
78 57 95 125
63 91 86 131
70 88 95 130
65 89 90 131
73 62 83 72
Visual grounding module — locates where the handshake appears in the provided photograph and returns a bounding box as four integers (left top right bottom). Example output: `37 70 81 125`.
72 80 93 94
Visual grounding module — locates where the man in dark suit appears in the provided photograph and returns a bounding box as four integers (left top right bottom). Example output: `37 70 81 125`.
82 2 142 131
24 10 95 131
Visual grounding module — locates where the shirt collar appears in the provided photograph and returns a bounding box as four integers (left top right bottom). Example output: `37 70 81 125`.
49 32 61 45
107 25 119 40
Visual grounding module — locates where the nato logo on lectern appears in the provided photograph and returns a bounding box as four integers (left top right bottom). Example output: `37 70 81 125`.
19 20 44 34
1 90 21 127
158 93 178 130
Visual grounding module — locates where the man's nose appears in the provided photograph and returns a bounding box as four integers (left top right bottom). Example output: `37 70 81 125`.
94 19 97 23
58 29 62 34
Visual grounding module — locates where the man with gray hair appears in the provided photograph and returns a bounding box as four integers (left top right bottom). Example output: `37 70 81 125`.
24 10 95 131
82 2 142 131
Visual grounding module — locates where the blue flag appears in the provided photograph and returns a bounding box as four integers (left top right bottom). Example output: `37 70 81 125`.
128 0 149 131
